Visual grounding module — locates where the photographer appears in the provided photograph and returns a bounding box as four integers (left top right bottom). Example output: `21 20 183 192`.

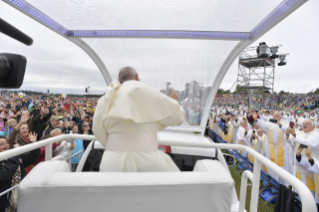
252 111 293 185
291 119 319 205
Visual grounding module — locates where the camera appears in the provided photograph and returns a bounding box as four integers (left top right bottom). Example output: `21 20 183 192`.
269 119 277 123
0 54 27 88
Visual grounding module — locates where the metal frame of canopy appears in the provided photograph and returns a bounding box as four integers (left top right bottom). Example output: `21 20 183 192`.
2 0 308 135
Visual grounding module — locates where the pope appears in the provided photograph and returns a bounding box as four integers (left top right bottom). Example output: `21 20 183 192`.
93 67 185 172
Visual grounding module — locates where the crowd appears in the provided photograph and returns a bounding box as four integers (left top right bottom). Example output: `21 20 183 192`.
209 106 319 208
2 88 319 210
214 93 319 111
0 93 98 212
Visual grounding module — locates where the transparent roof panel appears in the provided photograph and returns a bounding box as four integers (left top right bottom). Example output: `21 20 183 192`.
27 0 282 32
83 38 239 127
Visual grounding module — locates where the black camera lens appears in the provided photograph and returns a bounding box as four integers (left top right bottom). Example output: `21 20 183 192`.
0 56 11 81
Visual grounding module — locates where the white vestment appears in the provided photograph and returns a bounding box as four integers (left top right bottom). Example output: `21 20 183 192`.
256 120 293 186
296 116 305 129
294 130 319 203
236 127 251 157
93 80 185 172
232 120 240 144
261 114 269 122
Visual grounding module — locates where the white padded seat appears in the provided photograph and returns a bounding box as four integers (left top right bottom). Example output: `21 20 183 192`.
18 159 234 212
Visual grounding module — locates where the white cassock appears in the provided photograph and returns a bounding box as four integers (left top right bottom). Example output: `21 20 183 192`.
232 120 240 144
288 115 295 122
247 135 263 163
93 80 185 172
296 116 305 129
236 127 251 157
210 112 219 134
256 119 293 186
294 130 319 203
261 114 269 122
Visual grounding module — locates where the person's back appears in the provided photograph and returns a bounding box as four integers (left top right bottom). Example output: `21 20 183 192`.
94 67 185 172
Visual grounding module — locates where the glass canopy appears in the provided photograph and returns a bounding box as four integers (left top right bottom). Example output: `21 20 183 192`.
2 0 308 133
27 0 282 32
84 38 239 128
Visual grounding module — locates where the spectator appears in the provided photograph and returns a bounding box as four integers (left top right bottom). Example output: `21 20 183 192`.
33 106 53 141
7 113 32 149
23 110 42 133
44 116 61 136
7 119 17 133
0 135 40 212
81 121 93 150
1 104 14 120
52 128 75 159
77 113 90 133
69 125 84 171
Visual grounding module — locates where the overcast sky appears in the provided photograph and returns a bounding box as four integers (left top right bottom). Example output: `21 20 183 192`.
0 0 318 94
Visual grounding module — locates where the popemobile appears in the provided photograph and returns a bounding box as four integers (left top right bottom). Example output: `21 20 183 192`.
0 0 317 211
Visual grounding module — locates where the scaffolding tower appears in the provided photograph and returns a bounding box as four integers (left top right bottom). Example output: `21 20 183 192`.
236 46 276 109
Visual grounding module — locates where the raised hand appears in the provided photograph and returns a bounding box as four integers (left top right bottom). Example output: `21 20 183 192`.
252 111 257 121
168 89 178 101
28 132 37 143
244 125 249 132
296 146 303 156
20 113 30 123
304 148 312 159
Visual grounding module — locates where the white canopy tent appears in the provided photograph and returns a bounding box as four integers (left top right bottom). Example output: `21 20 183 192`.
2 0 308 134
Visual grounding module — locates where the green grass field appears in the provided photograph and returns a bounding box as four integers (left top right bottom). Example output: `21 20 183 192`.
229 165 275 212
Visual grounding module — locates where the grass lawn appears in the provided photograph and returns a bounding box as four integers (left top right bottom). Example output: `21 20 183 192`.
229 165 275 212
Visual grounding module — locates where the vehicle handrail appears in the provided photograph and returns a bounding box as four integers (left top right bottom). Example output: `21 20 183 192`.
0 134 316 212
65 150 84 160
0 184 19 197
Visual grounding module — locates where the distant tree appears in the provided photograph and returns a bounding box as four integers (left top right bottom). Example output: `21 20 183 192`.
217 88 226 95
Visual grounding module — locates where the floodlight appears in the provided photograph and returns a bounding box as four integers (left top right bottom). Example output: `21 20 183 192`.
278 54 287 66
